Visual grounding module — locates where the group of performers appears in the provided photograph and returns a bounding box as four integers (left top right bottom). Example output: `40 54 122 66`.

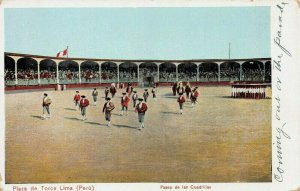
231 85 266 99
173 81 200 113
71 83 150 130
42 81 199 130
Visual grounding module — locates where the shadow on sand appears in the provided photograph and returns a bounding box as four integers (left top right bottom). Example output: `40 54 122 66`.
84 121 107 126
161 92 178 99
64 117 81 121
114 124 138 130
112 113 122 116
161 111 178 115
162 96 178 99
64 107 76 111
30 115 44 120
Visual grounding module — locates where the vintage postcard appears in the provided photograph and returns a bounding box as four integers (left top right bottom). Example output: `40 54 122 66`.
0 0 299 191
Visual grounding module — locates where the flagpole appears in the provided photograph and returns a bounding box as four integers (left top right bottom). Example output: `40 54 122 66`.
67 46 69 58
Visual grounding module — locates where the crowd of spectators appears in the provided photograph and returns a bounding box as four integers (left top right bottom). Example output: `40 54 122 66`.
265 69 271 82
220 68 240 81
119 70 137 82
40 70 56 84
4 70 15 86
4 64 268 86
159 71 175 82
242 69 264 81
101 70 117 82
17 69 37 80
5 70 14 80
81 70 100 83
199 71 218 81
58 70 79 83
15 69 38 85
178 71 197 81
140 67 157 79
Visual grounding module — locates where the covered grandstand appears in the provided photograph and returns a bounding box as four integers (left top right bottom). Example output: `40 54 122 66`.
4 52 271 89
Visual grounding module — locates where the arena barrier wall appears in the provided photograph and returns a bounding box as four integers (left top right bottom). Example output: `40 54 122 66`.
4 81 271 93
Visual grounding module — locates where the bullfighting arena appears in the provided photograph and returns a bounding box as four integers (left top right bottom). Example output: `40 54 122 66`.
5 86 272 183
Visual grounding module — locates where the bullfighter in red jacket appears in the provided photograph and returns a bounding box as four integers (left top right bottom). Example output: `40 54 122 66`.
79 95 89 120
73 91 80 110
121 92 130 116
135 98 148 130
190 87 199 107
177 93 186 115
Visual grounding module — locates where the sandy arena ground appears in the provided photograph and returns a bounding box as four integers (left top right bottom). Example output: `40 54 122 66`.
5 86 271 183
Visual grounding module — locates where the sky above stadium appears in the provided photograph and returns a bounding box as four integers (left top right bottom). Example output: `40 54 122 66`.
5 7 270 60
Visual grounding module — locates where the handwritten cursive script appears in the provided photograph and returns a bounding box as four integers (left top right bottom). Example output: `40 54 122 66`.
274 123 291 182
273 1 292 183
273 2 292 57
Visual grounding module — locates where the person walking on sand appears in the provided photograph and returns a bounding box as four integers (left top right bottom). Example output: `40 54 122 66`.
190 89 197 107
110 83 117 98
92 88 99 106
177 81 185 95
73 90 80 110
102 97 115 127
104 87 109 99
185 82 192 99
135 98 148 130
172 82 177 96
132 91 138 108
151 86 157 100
143 89 149 102
126 82 133 96
177 93 185 115
79 95 89 121
194 87 199 103
120 92 130 116
42 93 52 119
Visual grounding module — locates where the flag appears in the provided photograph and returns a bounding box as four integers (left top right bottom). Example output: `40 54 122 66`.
56 47 68 57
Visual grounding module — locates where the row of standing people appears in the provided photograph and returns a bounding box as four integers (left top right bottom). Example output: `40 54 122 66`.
231 86 266 99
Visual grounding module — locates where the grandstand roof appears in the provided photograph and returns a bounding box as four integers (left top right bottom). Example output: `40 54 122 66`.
5 52 271 63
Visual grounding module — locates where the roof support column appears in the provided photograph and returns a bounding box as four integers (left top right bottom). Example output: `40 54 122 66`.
96 61 105 84
262 60 267 82
134 62 142 85
54 60 60 84
237 61 244 82
157 64 159 82
196 63 201 82
75 60 84 84
137 64 140 84
99 62 102 84
10 56 22 85
117 63 120 84
217 62 221 83
175 63 178 82
35 58 43 85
